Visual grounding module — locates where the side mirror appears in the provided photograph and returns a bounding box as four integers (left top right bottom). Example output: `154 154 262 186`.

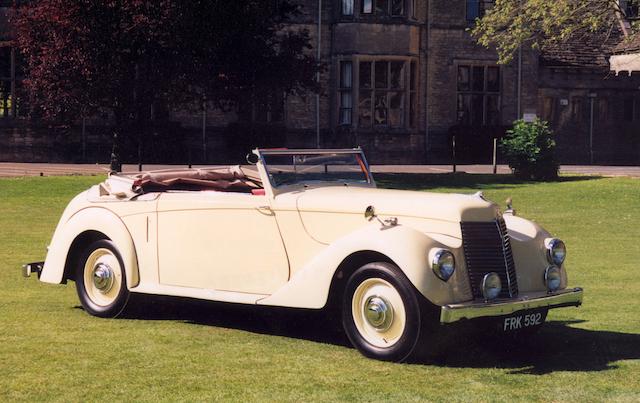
246 153 260 165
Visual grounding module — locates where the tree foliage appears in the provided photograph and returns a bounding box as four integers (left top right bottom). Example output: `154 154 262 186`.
472 0 639 64
13 0 317 126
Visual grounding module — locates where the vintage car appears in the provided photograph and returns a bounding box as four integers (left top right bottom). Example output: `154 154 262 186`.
24 148 583 362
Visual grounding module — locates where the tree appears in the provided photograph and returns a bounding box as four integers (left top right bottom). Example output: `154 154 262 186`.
14 0 317 169
472 0 639 64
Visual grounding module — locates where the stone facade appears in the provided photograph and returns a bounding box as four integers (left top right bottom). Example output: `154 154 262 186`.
0 1 639 164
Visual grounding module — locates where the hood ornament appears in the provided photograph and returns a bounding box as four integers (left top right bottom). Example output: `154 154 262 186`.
364 205 398 228
505 197 516 216
365 205 376 221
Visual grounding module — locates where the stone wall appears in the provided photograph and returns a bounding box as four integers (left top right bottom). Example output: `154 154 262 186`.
539 68 640 164
1 0 638 165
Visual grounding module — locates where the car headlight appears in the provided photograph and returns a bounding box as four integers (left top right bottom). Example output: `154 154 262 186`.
432 249 455 282
545 266 562 292
545 238 566 266
482 272 502 300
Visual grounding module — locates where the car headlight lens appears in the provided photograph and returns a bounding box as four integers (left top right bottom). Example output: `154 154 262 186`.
432 249 455 281
545 266 562 292
482 272 502 300
545 238 566 266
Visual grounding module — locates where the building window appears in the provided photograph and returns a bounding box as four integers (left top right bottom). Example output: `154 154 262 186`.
411 0 417 18
571 97 585 122
623 97 637 121
457 65 500 126
409 61 417 127
339 58 416 129
339 61 353 125
360 0 404 16
358 60 407 128
342 0 354 16
466 0 494 22
542 97 555 123
620 0 639 18
597 98 609 122
361 0 373 14
240 93 285 124
0 46 22 119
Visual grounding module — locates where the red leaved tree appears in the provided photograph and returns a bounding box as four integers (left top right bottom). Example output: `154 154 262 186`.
14 0 317 169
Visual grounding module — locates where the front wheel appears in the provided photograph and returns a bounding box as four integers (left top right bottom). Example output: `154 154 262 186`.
75 239 130 318
342 262 423 362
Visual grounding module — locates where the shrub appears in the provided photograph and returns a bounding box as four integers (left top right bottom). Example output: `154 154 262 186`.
500 119 559 180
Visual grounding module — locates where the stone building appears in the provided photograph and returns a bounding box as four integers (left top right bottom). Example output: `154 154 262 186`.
0 0 639 164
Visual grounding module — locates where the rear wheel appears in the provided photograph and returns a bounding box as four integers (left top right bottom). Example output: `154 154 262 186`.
342 262 423 362
75 239 130 318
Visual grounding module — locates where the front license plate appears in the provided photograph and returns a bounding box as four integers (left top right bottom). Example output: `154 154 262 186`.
502 312 543 332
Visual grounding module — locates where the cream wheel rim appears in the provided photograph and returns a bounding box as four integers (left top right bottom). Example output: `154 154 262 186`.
351 278 406 348
83 248 123 307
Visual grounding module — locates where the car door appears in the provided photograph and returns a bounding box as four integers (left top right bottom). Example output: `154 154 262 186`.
156 191 289 295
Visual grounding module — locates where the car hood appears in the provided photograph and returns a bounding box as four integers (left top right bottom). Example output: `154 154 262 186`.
296 186 499 223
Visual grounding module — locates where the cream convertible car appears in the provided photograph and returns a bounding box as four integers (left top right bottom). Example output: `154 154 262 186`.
24 148 583 361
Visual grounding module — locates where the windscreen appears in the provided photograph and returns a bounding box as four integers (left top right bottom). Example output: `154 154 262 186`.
261 151 372 188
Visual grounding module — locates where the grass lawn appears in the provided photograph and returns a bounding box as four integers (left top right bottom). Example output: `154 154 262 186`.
1 173 639 402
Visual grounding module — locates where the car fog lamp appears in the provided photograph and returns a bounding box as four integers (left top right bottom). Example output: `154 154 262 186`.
481 272 502 300
545 238 566 266
432 249 456 282
545 266 562 292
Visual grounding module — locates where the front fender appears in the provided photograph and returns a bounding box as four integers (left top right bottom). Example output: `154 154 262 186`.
40 207 140 289
257 222 466 309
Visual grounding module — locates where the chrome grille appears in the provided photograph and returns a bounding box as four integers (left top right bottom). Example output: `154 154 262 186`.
460 219 518 299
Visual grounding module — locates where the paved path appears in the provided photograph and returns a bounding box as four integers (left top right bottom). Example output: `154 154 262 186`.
0 162 639 178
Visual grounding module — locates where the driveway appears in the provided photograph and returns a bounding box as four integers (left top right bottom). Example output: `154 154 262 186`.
0 162 639 178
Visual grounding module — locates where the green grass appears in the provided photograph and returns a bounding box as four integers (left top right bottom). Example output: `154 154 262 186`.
1 174 639 402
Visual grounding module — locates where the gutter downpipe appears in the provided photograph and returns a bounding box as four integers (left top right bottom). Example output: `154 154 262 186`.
588 93 596 164
316 0 322 148
425 0 431 161
517 45 522 119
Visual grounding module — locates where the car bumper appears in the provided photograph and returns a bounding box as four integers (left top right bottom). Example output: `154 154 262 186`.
439 287 583 324
22 262 44 279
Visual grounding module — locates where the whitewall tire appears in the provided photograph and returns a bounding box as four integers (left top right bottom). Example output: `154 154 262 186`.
342 262 422 362
76 239 130 318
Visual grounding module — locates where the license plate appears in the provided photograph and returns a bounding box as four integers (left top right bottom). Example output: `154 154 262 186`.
502 312 543 331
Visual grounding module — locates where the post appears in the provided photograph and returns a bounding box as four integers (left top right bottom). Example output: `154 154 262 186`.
10 47 15 118
492 137 498 174
202 96 207 162
110 131 121 173
517 45 522 119
588 93 597 165
138 132 142 172
315 0 322 148
81 117 86 162
452 135 457 174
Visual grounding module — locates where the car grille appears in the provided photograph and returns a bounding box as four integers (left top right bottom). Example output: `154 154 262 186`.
460 219 518 299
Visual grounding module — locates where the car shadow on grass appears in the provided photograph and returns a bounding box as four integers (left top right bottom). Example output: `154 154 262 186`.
375 173 603 192
423 320 640 374
116 295 351 347
115 296 639 374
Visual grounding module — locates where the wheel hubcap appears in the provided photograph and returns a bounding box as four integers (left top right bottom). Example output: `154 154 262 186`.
92 263 114 292
364 296 394 331
83 248 122 307
351 278 406 348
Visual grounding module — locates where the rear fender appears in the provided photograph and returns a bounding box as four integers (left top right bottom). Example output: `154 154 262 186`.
40 207 140 288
